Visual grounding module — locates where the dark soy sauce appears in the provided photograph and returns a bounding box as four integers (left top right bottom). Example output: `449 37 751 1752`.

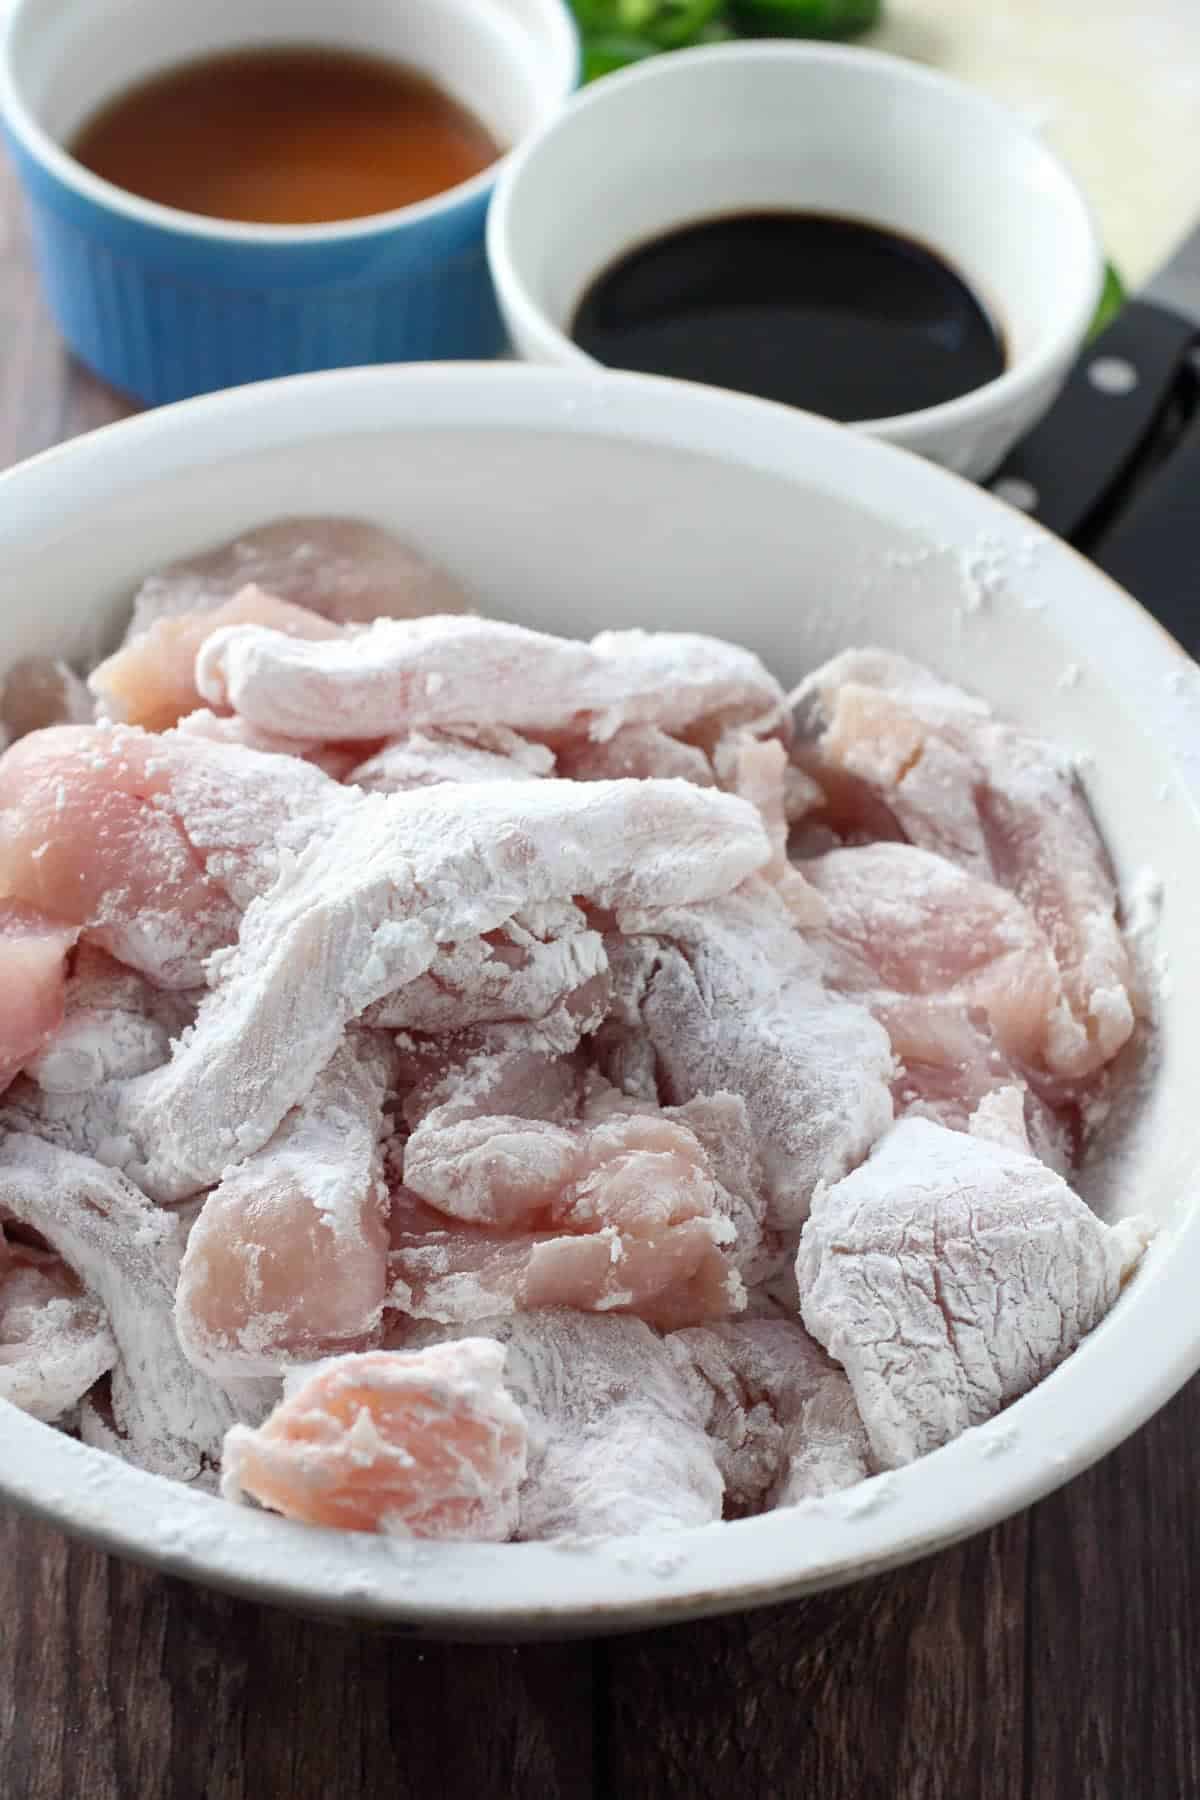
571 212 1005 420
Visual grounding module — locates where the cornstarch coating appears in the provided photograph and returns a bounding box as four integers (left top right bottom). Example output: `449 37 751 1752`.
0 519 1155 1541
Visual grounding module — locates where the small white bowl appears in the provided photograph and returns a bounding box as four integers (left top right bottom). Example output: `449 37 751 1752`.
0 364 1196 1638
487 43 1103 480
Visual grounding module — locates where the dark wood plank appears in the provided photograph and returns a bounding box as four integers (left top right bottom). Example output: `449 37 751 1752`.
0 1507 596 1800
600 1518 1028 1800
1027 1380 1200 1800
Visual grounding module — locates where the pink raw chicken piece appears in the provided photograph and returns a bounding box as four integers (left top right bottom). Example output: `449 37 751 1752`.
795 649 1137 1079
347 726 555 794
365 903 609 1045
111 777 769 1203
26 943 196 1094
0 1225 116 1422
0 1134 268 1479
0 776 766 1203
554 721 824 929
0 904 76 1094
796 1116 1153 1468
195 613 784 745
611 881 894 1233
487 1310 724 1538
176 1036 393 1379
575 1071 776 1287
668 1317 871 1510
609 1087 776 1288
716 732 827 926
176 709 363 782
388 1147 739 1333
221 1341 526 1538
91 586 339 733
0 723 342 986
806 841 1076 1161
398 1030 597 1228
126 516 469 638
555 724 715 787
395 1312 724 1539
393 1031 756 1325
0 657 92 743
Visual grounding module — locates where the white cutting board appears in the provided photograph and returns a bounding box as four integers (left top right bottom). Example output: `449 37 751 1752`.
869 0 1200 286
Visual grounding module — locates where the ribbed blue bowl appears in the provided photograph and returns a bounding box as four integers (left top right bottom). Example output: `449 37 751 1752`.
6 136 509 406
1 0 578 408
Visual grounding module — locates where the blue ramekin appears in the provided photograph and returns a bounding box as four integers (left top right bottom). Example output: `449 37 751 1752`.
0 0 579 407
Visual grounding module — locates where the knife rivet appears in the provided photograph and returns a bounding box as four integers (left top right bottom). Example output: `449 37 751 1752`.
1087 356 1139 396
992 477 1039 512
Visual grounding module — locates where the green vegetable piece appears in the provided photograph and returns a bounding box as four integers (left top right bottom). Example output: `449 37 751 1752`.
729 0 881 38
580 31 661 80
1089 260 1127 340
573 0 722 48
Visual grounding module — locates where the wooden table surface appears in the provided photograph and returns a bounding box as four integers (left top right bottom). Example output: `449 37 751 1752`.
1 152 1199 1800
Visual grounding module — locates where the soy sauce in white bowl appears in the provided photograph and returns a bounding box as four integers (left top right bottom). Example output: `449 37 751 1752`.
570 211 1005 422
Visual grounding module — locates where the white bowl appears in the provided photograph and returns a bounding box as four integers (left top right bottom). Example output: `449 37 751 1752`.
487 43 1103 481
0 364 1196 1638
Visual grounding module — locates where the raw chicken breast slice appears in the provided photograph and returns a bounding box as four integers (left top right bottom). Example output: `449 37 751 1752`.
196 613 784 745
0 905 76 1094
613 881 894 1232
1 776 764 1202
555 724 715 786
91 585 340 732
655 1092 774 1288
397 1311 724 1539
26 944 196 1093
221 1342 526 1538
0 1134 266 1479
806 841 1077 1161
347 726 555 794
175 709 363 780
716 732 827 925
388 1153 739 1332
113 778 768 1203
574 1074 776 1287
808 843 1063 1069
365 904 609 1043
668 1317 871 1510
176 1036 393 1378
796 649 1137 1079
0 724 344 985
398 1030 585 1220
0 657 92 742
393 1031 755 1325
0 1226 116 1422
796 1117 1154 1468
556 721 819 931
499 1310 724 1538
126 516 468 638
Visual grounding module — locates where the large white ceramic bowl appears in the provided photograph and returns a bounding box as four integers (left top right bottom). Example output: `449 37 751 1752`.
0 364 1197 1639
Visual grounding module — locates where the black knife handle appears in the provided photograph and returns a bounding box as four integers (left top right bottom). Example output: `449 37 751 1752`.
1090 395 1200 656
988 300 1198 541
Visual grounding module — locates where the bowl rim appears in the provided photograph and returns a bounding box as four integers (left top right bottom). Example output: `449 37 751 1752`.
487 40 1104 441
0 360 1196 1638
0 0 581 246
